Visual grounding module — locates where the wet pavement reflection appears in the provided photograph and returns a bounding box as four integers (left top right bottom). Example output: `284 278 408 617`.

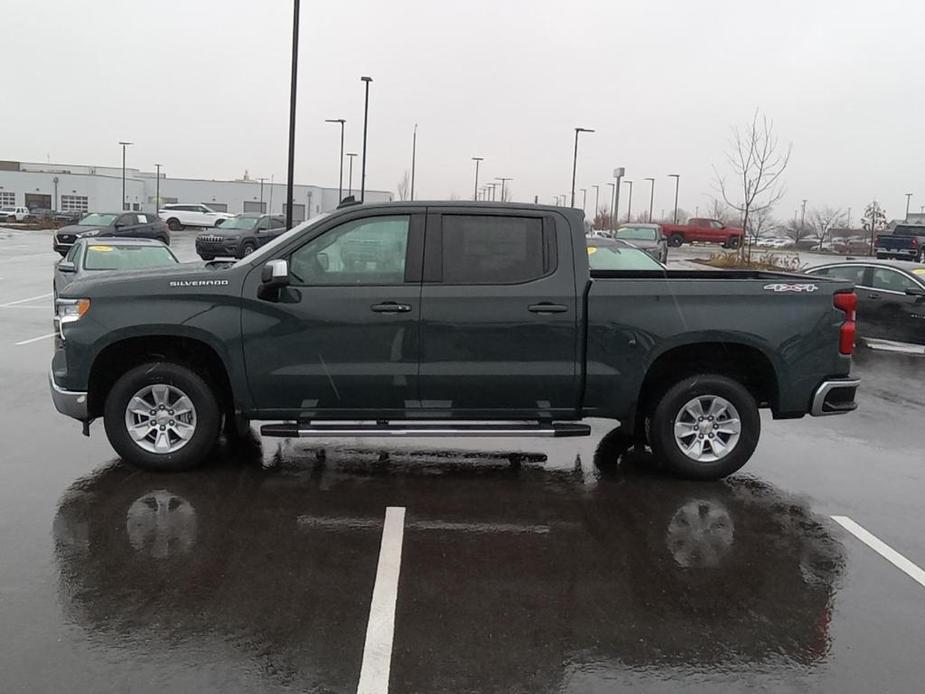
52 434 845 693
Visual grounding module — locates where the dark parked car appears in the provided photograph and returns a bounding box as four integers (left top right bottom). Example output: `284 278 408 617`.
50 201 859 479
874 224 925 262
194 213 287 260
54 210 84 225
806 259 925 347
54 237 179 297
53 212 170 255
614 223 669 262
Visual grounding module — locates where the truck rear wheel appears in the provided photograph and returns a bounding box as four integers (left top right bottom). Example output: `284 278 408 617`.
103 362 221 472
649 374 759 480
669 233 684 247
723 236 740 249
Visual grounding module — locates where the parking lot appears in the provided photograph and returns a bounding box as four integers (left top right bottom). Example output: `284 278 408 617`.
2 226 924 693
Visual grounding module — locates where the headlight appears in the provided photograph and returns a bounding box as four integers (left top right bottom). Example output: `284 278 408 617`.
55 298 91 338
78 229 100 238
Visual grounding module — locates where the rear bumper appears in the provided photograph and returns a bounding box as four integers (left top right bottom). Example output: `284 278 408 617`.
810 378 860 416
876 248 917 258
49 370 88 421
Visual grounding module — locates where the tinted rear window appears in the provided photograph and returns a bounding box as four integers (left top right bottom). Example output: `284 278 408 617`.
441 215 548 284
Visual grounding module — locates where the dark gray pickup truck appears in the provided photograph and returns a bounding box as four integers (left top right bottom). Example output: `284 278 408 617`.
49 201 860 479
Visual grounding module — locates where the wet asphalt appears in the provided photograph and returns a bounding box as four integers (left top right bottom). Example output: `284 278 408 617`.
1 228 924 693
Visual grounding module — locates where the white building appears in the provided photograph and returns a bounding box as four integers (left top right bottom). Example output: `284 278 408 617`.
0 159 392 221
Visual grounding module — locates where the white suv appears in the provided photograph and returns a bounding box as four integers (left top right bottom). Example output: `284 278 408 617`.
158 203 233 230
1 206 31 222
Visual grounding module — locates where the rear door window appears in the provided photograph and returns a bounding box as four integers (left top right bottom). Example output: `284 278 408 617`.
438 215 551 284
819 265 866 284
871 268 918 293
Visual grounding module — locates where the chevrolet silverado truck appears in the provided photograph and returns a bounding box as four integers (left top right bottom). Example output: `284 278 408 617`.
660 218 744 249
875 224 925 262
49 201 860 479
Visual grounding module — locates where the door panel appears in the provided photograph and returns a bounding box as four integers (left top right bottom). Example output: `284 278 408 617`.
241 212 425 417
418 211 579 418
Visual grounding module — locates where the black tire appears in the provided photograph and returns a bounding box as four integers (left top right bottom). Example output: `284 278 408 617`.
199 254 215 261
166 217 182 231
648 374 760 480
723 236 741 249
669 233 684 247
103 362 221 472
238 241 256 258
876 253 886 260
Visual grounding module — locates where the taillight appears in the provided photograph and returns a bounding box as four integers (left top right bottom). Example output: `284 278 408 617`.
834 291 857 355
911 238 918 247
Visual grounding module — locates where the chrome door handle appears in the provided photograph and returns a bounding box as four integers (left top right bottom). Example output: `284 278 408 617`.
371 302 412 313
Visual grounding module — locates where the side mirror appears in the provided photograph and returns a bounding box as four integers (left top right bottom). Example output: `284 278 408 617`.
905 286 925 297
261 259 290 288
58 261 76 273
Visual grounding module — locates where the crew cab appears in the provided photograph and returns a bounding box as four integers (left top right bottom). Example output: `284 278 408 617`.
49 202 860 480
875 224 925 263
661 218 744 249
158 203 233 230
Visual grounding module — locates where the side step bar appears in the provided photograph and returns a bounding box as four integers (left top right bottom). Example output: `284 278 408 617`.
260 421 591 438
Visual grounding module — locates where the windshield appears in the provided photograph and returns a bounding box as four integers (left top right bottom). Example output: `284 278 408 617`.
215 216 259 231
616 227 658 241
233 213 328 267
83 244 178 270
587 242 664 270
78 213 118 226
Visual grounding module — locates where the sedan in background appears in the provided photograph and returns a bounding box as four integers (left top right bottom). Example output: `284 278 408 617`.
806 259 925 348
54 238 179 297
586 237 667 271
53 212 170 255
195 213 287 259
614 223 669 263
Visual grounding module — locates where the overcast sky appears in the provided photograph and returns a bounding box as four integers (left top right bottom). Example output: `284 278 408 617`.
4 0 922 222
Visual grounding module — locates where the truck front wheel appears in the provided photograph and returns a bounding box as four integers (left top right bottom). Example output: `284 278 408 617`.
649 374 760 480
669 233 684 247
103 362 221 472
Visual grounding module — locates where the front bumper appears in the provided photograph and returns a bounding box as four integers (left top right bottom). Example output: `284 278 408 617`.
195 237 238 258
810 378 860 416
49 370 88 421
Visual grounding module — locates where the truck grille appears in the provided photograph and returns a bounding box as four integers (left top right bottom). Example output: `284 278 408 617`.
198 235 222 243
58 234 75 242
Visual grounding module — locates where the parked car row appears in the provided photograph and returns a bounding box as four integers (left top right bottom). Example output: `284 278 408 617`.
53 212 170 255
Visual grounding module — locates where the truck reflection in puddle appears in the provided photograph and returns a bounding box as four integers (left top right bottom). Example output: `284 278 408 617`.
53 438 844 692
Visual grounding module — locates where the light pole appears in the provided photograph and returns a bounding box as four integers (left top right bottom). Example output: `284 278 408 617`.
285 0 300 230
495 176 512 202
800 198 807 238
487 182 498 201
644 177 655 221
472 157 484 200
606 182 616 229
257 176 268 211
624 180 634 222
410 123 418 201
592 184 600 219
580 188 587 214
325 118 346 201
345 153 357 196
154 163 162 213
668 174 680 223
905 193 913 220
118 141 132 210
360 76 372 202
612 167 625 231
570 127 594 207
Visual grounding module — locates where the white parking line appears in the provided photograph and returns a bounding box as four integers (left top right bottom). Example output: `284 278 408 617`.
357 506 406 694
832 515 925 589
15 332 56 346
0 292 52 307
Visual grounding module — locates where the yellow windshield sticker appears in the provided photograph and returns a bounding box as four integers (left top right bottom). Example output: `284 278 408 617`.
587 246 598 255
913 268 925 276
90 245 114 252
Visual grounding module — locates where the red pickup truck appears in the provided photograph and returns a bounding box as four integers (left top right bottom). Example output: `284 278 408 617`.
661 218 745 249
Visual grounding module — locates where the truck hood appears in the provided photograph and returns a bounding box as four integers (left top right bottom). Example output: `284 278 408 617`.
60 262 234 298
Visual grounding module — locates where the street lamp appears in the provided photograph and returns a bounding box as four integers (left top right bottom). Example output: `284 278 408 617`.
643 177 655 221
324 118 346 201
623 180 634 222
668 174 680 223
570 127 594 207
592 184 600 218
154 163 162 213
495 176 512 202
285 0 301 230
118 141 132 210
580 188 587 214
612 167 625 231
346 153 357 196
606 182 616 228
472 157 484 200
905 192 913 220
410 123 418 201
487 182 498 201
360 76 372 202
257 176 268 211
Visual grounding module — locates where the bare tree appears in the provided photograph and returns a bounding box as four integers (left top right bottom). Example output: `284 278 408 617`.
784 213 812 244
745 205 775 244
396 170 410 201
592 206 612 230
861 200 888 255
714 110 791 257
808 206 846 249
704 197 731 224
